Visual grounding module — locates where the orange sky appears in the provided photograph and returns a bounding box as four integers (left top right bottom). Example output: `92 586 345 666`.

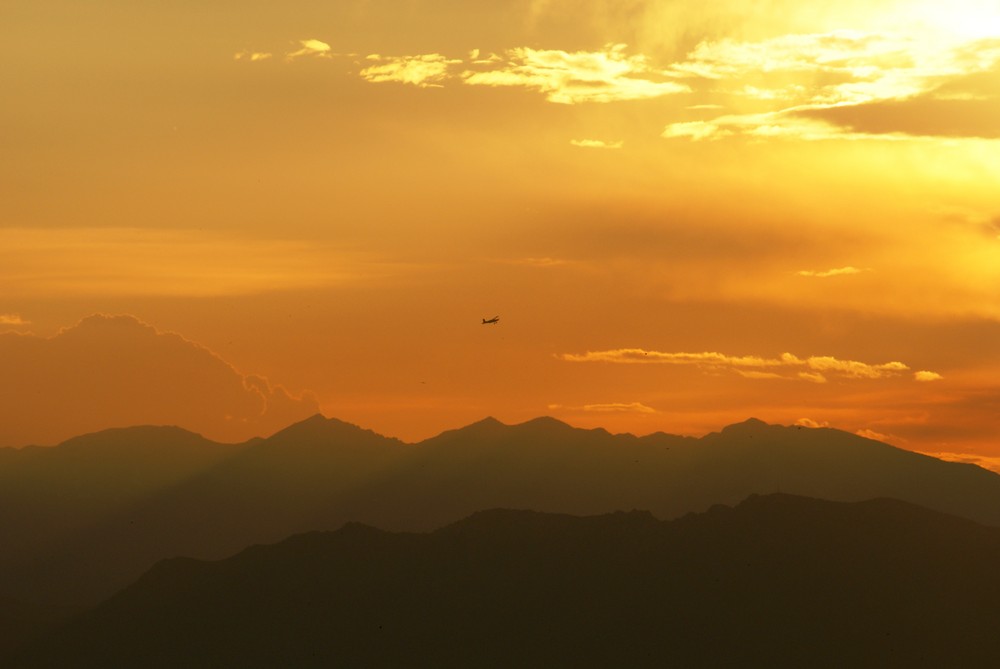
3 1 1000 469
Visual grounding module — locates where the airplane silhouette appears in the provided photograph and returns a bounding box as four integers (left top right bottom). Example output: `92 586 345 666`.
482 316 499 324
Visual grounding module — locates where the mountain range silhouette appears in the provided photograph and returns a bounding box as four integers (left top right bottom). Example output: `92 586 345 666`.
2 415 999 644
10 494 1000 668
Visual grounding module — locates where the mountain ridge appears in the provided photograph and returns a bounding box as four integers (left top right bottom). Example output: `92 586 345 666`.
12 493 1000 668
2 413 999 616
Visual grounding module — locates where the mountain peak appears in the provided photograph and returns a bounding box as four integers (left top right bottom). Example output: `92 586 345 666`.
719 417 772 434
513 416 574 431
264 413 396 445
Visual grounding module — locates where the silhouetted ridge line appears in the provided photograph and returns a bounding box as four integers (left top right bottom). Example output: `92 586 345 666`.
264 413 403 446
12 494 1000 668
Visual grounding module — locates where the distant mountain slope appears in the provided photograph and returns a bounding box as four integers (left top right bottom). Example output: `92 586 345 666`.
12 494 1000 668
3 414 1000 615
0 426 246 608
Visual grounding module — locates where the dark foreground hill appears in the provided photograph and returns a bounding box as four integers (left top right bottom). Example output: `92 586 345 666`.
3 415 1000 615
11 494 1000 668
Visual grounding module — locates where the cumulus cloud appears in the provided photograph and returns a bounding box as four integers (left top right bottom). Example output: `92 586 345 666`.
0 313 29 326
797 266 869 278
559 348 929 381
915 370 944 382
463 44 689 104
570 139 624 149
0 315 319 447
360 54 460 88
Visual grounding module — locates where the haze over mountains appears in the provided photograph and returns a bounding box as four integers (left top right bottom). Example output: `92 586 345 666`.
11 494 1000 668
2 414 1000 619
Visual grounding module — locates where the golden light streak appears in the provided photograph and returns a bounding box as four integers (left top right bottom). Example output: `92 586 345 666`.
0 228 368 298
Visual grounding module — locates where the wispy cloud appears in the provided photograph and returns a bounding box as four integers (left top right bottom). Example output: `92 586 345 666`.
0 313 29 326
463 44 690 104
234 51 273 62
548 401 657 414
663 29 1000 141
583 402 657 414
661 121 733 141
559 348 926 381
856 428 899 443
570 139 624 149
920 451 1000 474
361 54 460 88
285 39 332 61
797 266 869 278
796 418 829 428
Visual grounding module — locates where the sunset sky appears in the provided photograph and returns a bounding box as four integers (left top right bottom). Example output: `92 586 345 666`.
3 1 1000 468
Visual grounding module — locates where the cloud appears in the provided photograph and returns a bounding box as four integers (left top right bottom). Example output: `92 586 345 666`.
462 43 690 104
0 315 319 447
234 51 273 62
582 402 657 414
797 266 868 278
0 314 29 326
662 30 1000 141
360 54 460 88
661 121 733 141
920 451 1000 474
856 428 899 443
570 139 624 149
794 90 1000 139
286 39 332 61
559 348 927 381
804 355 909 379
915 370 944 382
796 418 829 428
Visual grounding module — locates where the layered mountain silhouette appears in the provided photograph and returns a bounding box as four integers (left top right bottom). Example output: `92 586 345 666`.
11 494 1000 668
2 415 1000 617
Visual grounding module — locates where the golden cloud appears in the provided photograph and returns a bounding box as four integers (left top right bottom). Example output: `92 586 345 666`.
797 266 868 278
286 39 332 61
234 51 273 62
582 402 657 414
0 314 29 326
463 44 690 104
796 418 829 428
663 29 1000 141
856 428 899 443
559 348 925 381
920 451 1000 474
361 54 460 88
570 139 624 149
